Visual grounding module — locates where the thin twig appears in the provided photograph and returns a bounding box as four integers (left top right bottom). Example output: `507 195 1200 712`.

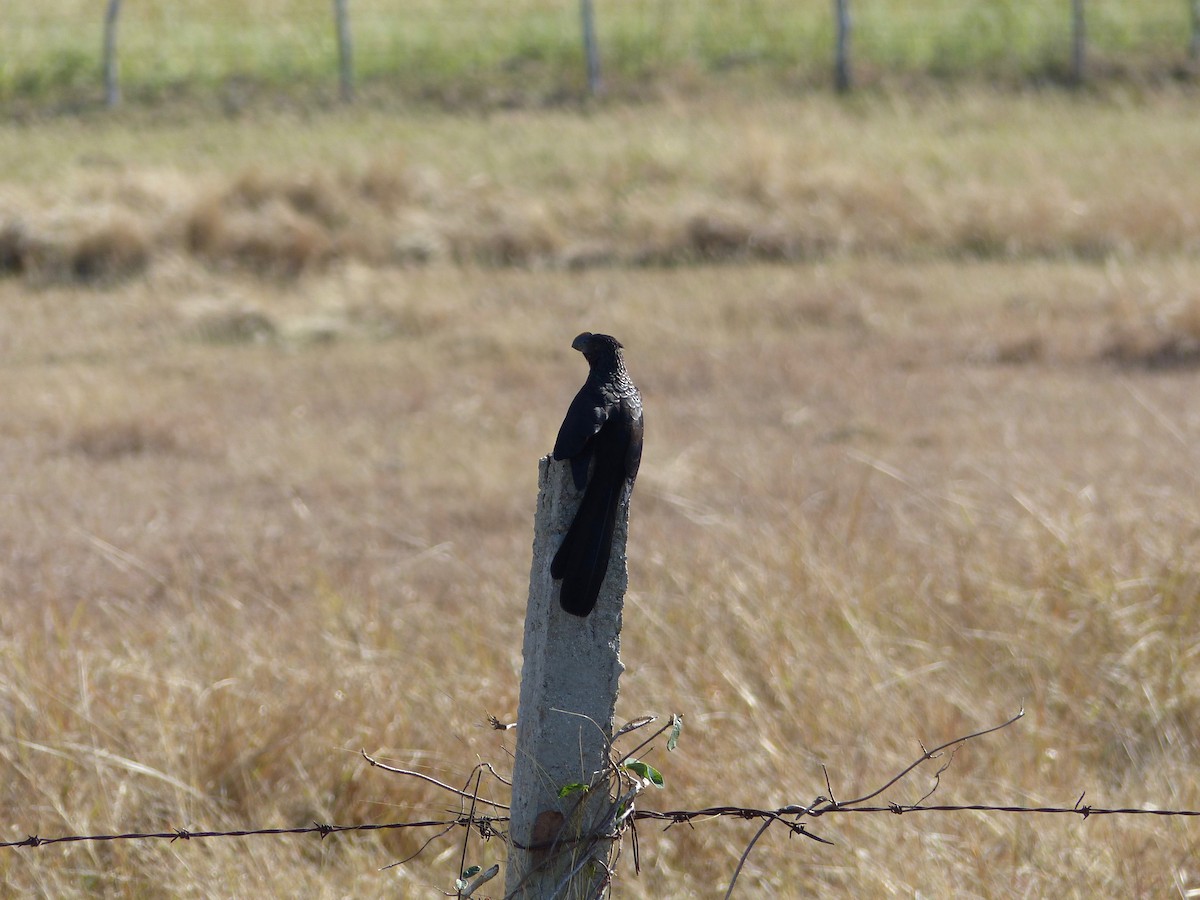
723 818 774 900
914 746 958 806
613 715 657 742
615 716 676 767
362 751 510 810
454 769 483 897
381 822 458 870
821 707 1024 811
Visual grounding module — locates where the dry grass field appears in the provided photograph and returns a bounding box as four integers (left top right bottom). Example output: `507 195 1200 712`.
2 87 1200 896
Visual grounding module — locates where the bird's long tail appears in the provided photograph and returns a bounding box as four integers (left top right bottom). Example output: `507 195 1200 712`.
551 473 624 617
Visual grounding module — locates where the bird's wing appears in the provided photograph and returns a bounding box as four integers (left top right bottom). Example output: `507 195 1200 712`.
624 401 644 482
552 387 610 462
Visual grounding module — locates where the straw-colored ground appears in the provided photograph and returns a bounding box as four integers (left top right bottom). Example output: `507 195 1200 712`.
1 89 1200 896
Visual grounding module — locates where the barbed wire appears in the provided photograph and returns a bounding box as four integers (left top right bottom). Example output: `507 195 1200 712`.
5 799 1200 851
638 800 1200 827
6 707 1200 898
0 817 500 850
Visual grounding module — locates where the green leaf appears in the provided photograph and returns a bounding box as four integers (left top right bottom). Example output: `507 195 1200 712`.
558 782 590 797
461 865 481 879
667 714 683 751
624 759 664 787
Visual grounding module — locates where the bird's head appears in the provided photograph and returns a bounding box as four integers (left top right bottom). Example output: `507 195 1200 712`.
571 332 623 365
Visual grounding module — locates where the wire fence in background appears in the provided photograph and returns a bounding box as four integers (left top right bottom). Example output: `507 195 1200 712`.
3 0 1198 109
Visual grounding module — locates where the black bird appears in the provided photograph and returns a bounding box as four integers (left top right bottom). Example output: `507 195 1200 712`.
551 332 644 617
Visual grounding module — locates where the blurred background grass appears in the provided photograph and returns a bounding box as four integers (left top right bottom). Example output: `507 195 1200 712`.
3 0 1196 105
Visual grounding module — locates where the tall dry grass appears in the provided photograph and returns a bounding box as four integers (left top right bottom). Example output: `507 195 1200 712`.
1 90 1199 895
4 92 1200 285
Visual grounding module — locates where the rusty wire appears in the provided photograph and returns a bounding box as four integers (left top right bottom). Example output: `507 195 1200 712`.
5 799 1200 852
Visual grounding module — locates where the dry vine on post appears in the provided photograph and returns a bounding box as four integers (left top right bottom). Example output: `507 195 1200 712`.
360 706 1025 897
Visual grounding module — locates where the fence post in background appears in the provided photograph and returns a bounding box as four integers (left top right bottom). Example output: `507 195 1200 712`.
833 0 852 92
580 0 603 97
332 0 354 102
103 0 123 107
1190 0 1200 59
1070 0 1086 83
505 455 629 897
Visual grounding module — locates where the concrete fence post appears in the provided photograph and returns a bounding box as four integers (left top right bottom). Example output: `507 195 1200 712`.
833 0 852 93
505 455 629 897
103 0 123 108
1070 0 1087 84
580 0 603 97
332 0 354 102
1190 0 1200 59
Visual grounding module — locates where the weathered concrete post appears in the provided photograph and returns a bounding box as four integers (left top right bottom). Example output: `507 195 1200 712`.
505 455 630 897
580 0 603 98
833 0 852 93
1070 0 1087 85
103 0 123 108
332 0 355 103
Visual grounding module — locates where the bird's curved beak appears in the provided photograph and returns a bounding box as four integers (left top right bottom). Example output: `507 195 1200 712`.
571 333 592 353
